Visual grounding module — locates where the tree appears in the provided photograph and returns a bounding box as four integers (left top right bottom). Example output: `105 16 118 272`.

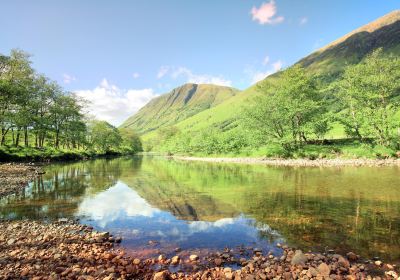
246 65 322 150
334 49 400 146
119 128 143 153
88 121 122 152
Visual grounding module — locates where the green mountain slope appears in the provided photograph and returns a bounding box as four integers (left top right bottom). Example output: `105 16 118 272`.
136 10 400 150
120 83 239 134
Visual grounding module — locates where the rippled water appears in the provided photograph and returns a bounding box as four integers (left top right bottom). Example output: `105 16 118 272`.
1 156 399 262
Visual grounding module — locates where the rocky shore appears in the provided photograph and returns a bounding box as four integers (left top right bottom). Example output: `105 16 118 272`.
0 163 44 198
1 219 399 279
174 156 400 167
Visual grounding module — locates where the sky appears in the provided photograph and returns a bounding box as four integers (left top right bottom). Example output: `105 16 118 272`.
1 0 398 125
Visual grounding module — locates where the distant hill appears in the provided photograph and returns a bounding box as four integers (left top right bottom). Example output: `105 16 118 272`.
120 83 239 134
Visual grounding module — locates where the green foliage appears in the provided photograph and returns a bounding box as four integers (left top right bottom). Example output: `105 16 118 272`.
0 48 142 159
88 121 122 152
333 48 400 146
119 128 143 153
246 65 324 149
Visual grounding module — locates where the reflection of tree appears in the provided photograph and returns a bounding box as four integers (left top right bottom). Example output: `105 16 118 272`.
244 186 400 261
123 158 400 261
0 157 142 219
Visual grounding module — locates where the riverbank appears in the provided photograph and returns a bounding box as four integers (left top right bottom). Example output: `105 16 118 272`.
0 146 132 163
0 219 398 279
0 163 44 197
173 156 400 167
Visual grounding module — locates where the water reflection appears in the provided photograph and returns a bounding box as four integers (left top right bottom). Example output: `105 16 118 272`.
0 156 399 262
78 182 160 227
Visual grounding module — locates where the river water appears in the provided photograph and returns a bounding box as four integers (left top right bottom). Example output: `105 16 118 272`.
1 156 399 262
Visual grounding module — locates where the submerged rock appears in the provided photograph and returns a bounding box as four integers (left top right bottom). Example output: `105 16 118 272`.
291 250 307 265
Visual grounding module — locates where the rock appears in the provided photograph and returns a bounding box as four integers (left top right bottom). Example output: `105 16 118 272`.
115 237 122 243
170 256 180 265
58 218 68 223
153 270 169 280
214 258 223 266
317 262 331 277
7 238 15 245
158 254 166 262
189 254 199 261
346 252 358 261
338 255 350 268
375 260 382 266
291 250 308 265
133 258 141 265
308 267 318 277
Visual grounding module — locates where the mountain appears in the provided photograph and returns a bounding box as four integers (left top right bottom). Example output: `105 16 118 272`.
299 10 400 74
120 83 239 134
125 10 400 149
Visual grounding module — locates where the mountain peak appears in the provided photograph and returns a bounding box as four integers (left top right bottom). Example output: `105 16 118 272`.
120 84 239 133
319 10 400 53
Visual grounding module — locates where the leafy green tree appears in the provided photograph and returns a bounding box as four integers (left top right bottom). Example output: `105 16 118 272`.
334 49 400 146
88 121 122 152
246 65 322 150
119 128 143 153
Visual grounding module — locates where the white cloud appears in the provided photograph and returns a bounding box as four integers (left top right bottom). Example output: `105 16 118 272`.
63 73 76 84
171 66 232 87
132 72 140 79
249 59 283 84
300 17 308 25
262 56 270 66
251 1 284 25
157 66 170 79
74 78 157 126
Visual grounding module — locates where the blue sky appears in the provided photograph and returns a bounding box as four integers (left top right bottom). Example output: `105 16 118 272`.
1 0 398 125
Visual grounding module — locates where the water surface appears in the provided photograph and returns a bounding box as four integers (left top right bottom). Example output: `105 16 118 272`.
1 156 399 262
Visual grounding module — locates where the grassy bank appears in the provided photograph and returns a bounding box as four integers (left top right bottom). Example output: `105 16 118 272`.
156 139 400 160
0 146 133 162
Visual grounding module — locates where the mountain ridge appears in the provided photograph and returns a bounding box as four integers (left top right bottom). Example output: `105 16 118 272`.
120 83 239 134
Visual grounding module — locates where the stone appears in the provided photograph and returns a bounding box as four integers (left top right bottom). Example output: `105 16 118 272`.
153 270 169 280
158 254 166 262
189 254 199 262
338 256 350 268
115 237 122 243
133 258 141 265
291 250 308 265
170 256 180 265
214 258 223 266
375 260 382 266
317 262 330 277
346 252 358 261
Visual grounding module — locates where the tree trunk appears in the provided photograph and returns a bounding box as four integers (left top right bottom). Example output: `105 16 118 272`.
24 127 29 147
15 128 20 147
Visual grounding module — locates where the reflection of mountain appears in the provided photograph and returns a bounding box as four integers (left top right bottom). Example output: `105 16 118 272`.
120 158 239 221
121 158 400 261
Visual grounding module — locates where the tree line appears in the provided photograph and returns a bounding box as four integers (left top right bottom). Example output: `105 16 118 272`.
0 49 142 154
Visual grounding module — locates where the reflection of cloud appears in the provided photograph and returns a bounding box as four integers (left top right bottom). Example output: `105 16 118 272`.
77 181 159 227
188 218 235 232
